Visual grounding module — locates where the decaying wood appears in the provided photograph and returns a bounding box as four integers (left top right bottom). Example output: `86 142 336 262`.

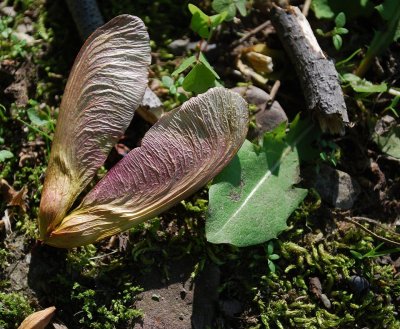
270 5 349 134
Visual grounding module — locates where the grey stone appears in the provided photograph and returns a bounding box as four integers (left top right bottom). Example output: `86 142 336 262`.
167 39 190 55
0 6 16 17
314 165 360 209
232 86 288 138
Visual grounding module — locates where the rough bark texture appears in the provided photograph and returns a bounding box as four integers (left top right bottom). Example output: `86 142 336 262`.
271 5 348 134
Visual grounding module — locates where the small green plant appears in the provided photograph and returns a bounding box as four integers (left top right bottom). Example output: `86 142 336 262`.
0 292 33 329
71 282 143 328
15 99 55 143
318 139 341 167
168 4 227 94
0 150 14 163
0 16 28 60
383 95 400 118
350 242 400 260
316 12 348 50
161 75 188 105
265 241 280 273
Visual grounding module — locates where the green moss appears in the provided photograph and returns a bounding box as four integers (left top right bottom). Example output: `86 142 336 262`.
248 195 400 328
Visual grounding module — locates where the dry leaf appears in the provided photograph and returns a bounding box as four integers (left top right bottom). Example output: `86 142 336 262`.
18 306 56 329
0 178 28 212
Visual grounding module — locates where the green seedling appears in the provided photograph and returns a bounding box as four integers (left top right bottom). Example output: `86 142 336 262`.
318 139 341 167
316 12 348 50
169 4 227 94
350 243 400 260
265 241 280 273
161 75 188 105
16 99 56 143
188 4 227 39
383 95 400 118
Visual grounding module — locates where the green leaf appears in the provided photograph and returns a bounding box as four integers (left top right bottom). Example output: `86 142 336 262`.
310 0 374 19
357 0 400 75
161 76 174 88
27 108 49 127
311 0 335 19
268 260 276 272
267 241 274 254
235 0 247 17
332 34 342 50
350 250 363 260
206 120 311 247
210 12 227 28
199 52 220 79
376 0 400 21
342 73 388 93
212 0 236 21
172 55 197 76
182 63 216 94
315 28 326 37
188 4 211 38
373 124 400 159
335 27 349 35
335 12 346 28
0 150 14 162
376 0 400 42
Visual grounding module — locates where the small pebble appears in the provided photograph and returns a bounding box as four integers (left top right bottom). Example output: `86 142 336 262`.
320 293 331 309
0 6 16 17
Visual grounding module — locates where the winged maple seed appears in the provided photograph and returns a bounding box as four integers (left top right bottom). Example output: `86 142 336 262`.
38 15 249 248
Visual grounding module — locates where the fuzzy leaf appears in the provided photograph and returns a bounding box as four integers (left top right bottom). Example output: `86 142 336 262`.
206 119 311 247
44 88 248 248
38 15 151 239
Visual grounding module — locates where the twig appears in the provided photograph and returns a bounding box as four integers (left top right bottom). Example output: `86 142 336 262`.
268 80 281 104
352 216 400 239
388 88 400 97
270 5 349 134
344 216 400 247
88 250 119 260
233 21 271 46
302 0 312 16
